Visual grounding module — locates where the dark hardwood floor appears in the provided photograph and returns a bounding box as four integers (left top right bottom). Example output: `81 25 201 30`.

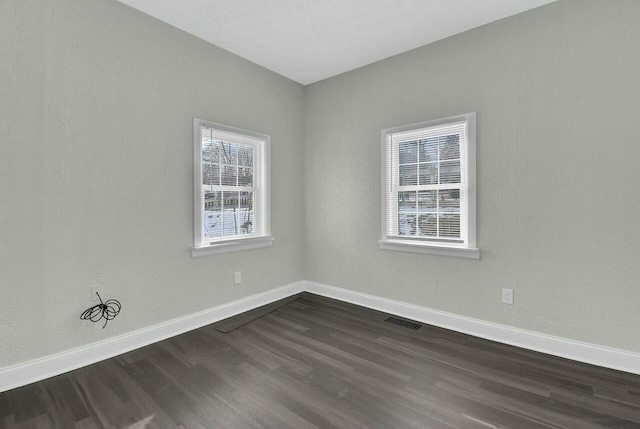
2 293 640 428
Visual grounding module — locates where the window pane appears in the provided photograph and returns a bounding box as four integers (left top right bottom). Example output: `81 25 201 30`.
399 164 417 186
439 214 461 238
221 165 237 186
211 141 222 163
418 162 437 185
398 191 416 211
418 190 436 212
204 190 222 210
439 161 460 184
418 138 438 163
238 191 253 234
418 214 437 237
202 139 220 163
203 162 219 186
237 212 254 234
202 140 220 186
439 134 460 160
221 192 239 236
238 145 254 167
221 142 238 165
222 211 236 235
204 212 223 238
439 189 460 213
203 191 222 239
239 191 253 210
238 167 253 187
224 191 239 209
399 141 417 164
398 213 416 236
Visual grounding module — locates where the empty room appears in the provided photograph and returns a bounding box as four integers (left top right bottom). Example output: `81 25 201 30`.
2 0 640 427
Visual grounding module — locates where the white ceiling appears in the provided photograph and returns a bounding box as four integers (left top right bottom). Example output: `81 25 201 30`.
118 0 556 85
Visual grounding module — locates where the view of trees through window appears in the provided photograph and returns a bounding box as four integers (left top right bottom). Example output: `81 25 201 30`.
201 135 255 239
397 134 461 239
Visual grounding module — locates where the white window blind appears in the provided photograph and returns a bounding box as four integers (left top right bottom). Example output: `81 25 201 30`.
381 113 477 257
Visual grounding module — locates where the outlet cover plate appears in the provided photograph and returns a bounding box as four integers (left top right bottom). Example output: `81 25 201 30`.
501 288 514 305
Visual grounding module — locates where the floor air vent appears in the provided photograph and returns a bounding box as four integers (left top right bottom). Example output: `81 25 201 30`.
385 316 422 330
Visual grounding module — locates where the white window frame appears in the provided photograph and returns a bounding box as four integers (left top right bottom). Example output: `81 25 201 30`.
192 119 273 257
380 113 479 259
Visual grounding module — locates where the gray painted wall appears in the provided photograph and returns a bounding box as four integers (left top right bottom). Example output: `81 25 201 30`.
2 0 640 371
0 0 304 367
304 0 640 352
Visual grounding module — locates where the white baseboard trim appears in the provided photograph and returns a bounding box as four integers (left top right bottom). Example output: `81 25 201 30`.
2 279 638 393
0 281 306 393
304 281 640 376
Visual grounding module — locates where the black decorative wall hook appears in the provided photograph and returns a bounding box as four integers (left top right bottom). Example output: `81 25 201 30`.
80 292 121 328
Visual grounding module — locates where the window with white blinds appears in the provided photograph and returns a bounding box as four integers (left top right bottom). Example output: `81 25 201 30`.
381 113 478 259
192 119 272 257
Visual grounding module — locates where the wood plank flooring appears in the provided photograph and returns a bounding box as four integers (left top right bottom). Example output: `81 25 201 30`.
212 294 303 333
1 293 639 428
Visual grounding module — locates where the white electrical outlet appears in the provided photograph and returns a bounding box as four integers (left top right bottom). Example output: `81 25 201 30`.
90 285 104 302
234 271 242 285
501 288 514 305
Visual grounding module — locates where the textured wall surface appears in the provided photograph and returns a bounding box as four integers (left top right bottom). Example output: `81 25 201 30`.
0 0 304 367
3 0 640 371
304 0 640 352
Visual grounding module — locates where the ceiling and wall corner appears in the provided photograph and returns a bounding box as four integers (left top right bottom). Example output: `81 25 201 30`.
117 0 557 85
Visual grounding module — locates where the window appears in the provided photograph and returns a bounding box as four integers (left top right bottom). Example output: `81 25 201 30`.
192 119 272 257
380 113 479 259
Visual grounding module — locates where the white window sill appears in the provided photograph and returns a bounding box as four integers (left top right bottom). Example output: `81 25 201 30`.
379 239 480 260
192 236 274 257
